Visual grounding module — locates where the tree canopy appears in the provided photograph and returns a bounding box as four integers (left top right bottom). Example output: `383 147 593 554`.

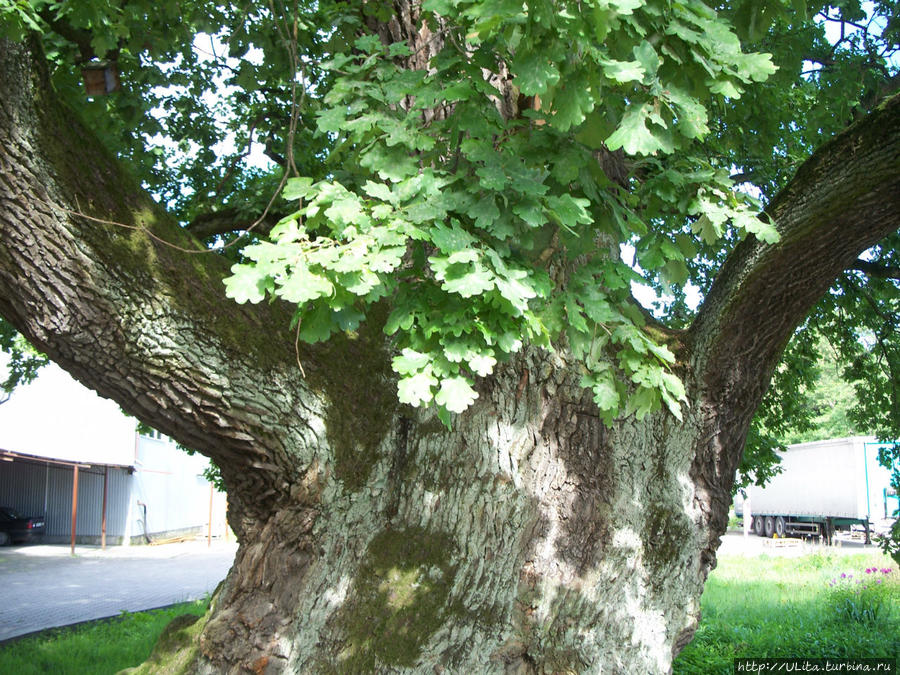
1 0 896 462
1 1 899 669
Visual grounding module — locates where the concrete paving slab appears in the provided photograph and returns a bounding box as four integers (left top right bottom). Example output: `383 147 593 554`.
0 539 237 641
717 530 886 557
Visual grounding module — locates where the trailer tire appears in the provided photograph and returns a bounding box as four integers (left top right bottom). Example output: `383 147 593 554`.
775 516 787 538
764 516 776 538
752 516 764 537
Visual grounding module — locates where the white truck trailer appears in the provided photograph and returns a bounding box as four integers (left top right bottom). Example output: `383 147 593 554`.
736 437 899 543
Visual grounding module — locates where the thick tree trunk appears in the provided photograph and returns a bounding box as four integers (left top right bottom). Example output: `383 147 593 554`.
190 354 713 673
1 37 898 674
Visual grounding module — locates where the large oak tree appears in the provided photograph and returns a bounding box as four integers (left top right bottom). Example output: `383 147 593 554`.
1 0 898 672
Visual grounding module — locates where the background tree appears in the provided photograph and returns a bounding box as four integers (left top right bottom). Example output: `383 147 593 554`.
0 0 898 672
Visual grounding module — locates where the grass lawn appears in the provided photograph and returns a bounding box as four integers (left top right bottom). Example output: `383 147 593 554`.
673 550 900 673
0 551 896 673
0 600 208 675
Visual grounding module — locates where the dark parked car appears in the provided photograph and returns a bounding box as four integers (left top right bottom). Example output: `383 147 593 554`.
0 506 45 545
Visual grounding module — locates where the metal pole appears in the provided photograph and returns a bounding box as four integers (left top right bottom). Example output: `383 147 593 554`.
208 482 214 547
70 464 79 555
743 493 752 538
101 466 109 549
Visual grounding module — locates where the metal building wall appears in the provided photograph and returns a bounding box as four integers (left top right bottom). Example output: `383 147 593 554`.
0 456 134 544
2 439 227 545
0 458 47 516
44 464 134 543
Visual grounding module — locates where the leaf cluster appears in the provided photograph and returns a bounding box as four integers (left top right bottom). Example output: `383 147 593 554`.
0 318 48 404
224 0 785 422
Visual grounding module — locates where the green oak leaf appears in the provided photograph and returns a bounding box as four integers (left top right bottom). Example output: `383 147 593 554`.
610 0 641 14
545 194 593 232
392 348 431 375
467 352 496 377
552 82 594 132
600 59 645 84
438 264 495 297
734 210 779 244
362 180 397 203
223 265 271 304
283 177 315 201
664 86 709 139
605 104 663 155
298 305 336 343
514 51 561 96
734 52 777 82
277 266 334 304
434 376 478 413
430 223 477 253
398 369 438 407
632 40 660 80
582 371 620 412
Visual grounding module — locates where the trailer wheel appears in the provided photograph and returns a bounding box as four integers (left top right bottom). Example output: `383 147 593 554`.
774 516 786 538
764 516 775 538
752 516 764 537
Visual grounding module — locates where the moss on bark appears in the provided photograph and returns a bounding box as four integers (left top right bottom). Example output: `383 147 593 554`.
327 527 457 670
117 611 210 675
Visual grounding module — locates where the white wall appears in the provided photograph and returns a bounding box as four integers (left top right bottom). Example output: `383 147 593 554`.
131 434 228 538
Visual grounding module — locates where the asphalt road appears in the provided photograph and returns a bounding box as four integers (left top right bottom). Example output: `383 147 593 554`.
0 539 237 642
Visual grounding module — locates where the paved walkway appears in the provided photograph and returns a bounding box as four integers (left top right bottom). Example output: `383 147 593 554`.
0 539 238 641
718 530 885 557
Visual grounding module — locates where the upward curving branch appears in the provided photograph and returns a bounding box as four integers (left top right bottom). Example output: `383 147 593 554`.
686 92 900 486
0 37 326 520
691 93 899 387
0 35 405 530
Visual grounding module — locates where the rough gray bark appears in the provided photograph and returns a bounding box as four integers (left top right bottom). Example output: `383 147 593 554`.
1 35 899 674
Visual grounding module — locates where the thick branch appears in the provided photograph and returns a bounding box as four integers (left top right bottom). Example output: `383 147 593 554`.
689 92 900 437
850 259 900 280
0 37 354 520
185 207 285 239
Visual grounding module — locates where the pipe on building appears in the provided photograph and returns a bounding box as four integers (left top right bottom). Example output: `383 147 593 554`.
136 500 151 544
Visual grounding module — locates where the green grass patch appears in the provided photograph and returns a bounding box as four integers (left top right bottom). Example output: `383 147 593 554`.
674 552 900 674
0 599 208 675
